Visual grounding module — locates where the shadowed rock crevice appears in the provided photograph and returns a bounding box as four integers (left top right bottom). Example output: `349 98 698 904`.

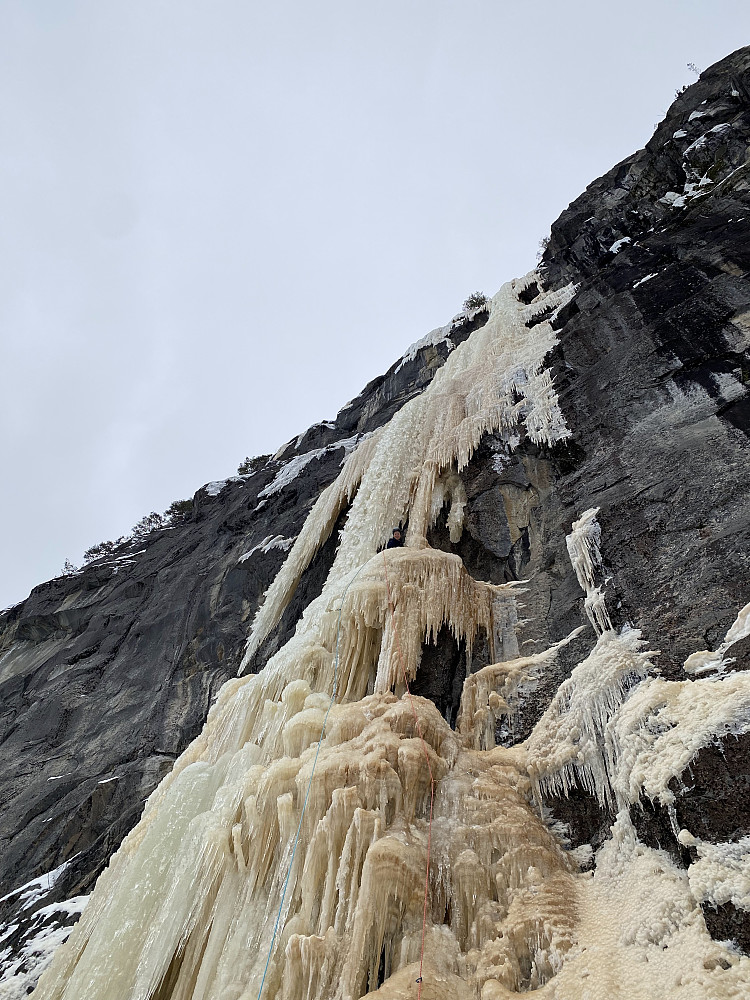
545 782 614 860
703 902 750 956
412 626 473 729
630 798 691 870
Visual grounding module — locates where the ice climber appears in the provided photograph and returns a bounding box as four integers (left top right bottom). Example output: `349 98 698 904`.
386 528 404 548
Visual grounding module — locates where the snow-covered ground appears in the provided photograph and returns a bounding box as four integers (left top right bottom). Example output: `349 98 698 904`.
0 861 88 1000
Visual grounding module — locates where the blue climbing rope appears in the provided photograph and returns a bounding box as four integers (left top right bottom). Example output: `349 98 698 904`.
255 561 368 1000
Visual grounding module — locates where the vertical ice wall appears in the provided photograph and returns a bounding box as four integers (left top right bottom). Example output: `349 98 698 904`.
30 274 750 1000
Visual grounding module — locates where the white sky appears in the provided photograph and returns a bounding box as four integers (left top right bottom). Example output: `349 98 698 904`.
2 1 749 610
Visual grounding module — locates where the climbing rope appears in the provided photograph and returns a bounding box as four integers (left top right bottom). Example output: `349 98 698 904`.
382 550 435 1000
255 561 367 1000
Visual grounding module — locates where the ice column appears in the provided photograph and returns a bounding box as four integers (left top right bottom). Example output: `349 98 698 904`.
565 507 612 635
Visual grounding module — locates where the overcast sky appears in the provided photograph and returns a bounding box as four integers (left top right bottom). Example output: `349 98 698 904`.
2 1 749 609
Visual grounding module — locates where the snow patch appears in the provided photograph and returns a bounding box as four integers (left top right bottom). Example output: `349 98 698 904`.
203 473 258 497
258 435 364 499
609 237 632 253
295 422 336 450
0 896 88 999
395 323 453 373
709 370 747 404
112 549 146 562
239 536 295 562
633 272 658 289
395 302 489 374
0 859 80 913
659 190 688 209
204 480 231 497
683 123 732 158
660 174 714 211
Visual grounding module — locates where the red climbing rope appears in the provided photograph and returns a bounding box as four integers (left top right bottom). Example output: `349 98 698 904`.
382 551 435 1000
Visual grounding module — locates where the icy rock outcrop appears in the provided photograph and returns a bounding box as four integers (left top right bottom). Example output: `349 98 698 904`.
240 276 576 672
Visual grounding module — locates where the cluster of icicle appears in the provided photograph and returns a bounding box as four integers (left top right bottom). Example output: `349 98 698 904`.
564 508 612 635
31 274 750 1000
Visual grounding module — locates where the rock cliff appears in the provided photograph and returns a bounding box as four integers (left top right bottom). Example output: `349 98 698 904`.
1 45 749 1000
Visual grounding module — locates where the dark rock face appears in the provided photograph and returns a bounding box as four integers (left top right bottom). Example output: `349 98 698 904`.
547 783 615 860
629 797 691 869
543 87 749 679
627 734 750 955
544 47 750 286
3 46 750 979
538 47 750 688
704 902 750 956
671 732 750 844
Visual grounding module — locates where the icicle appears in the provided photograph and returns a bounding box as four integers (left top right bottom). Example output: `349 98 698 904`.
429 469 467 543
241 433 383 671
525 628 655 809
565 507 613 635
